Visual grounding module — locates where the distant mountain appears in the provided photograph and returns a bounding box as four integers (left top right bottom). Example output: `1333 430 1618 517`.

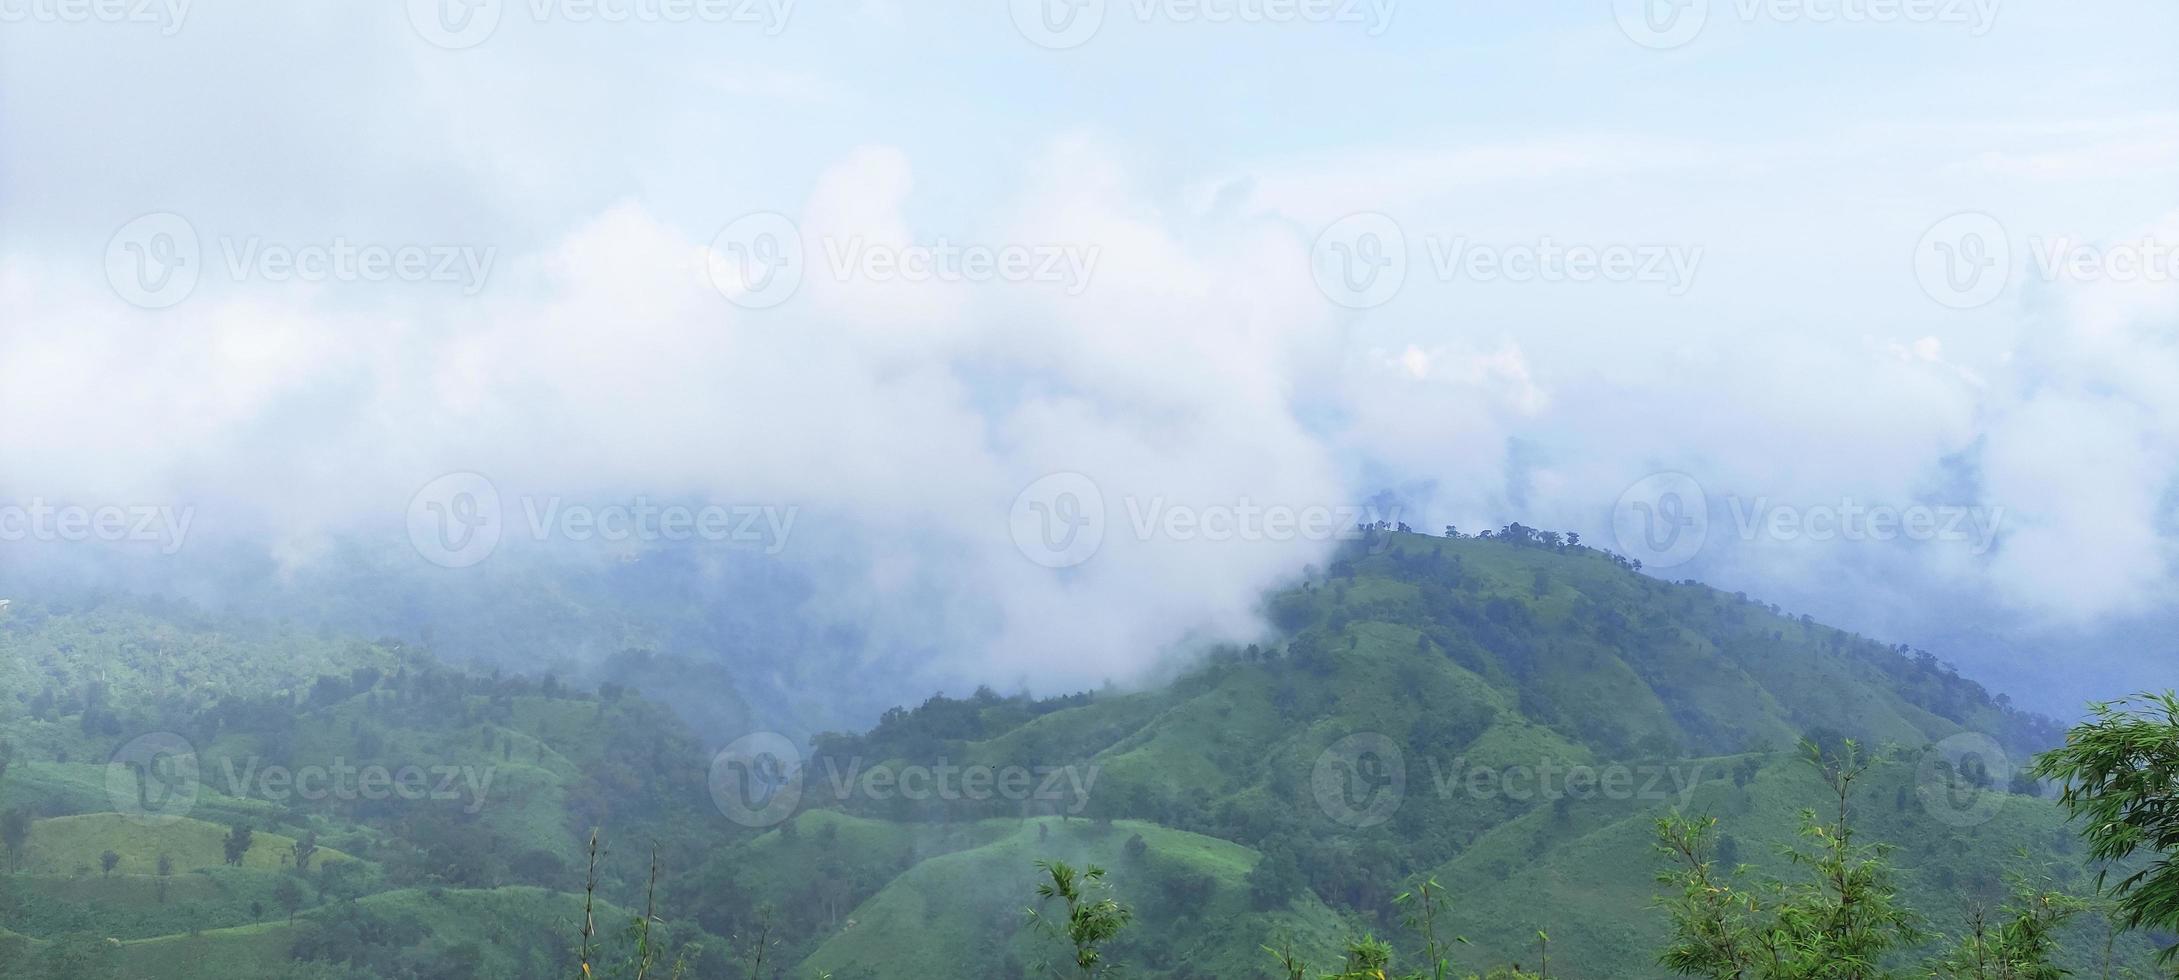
758 528 2112 976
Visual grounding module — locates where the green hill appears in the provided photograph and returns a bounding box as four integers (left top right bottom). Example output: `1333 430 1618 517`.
0 527 2156 977
782 528 2133 976
22 813 361 876
801 816 1351 979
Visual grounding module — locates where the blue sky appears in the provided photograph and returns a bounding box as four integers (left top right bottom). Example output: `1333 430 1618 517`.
3 1 2177 713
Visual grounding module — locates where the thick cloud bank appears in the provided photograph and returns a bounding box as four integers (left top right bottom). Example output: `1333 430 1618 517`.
3 2 2176 717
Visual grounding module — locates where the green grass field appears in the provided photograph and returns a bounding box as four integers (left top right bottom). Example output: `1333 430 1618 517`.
21 813 360 876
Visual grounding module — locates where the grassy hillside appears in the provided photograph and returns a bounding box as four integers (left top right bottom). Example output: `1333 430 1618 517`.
0 527 2152 977
800 816 1352 980
20 813 360 876
787 528 2128 976
0 598 737 979
0 594 406 712
1421 751 2139 976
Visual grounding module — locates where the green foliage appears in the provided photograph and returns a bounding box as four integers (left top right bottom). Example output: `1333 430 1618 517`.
221 824 254 868
290 831 319 874
1926 871 2083 980
1309 877 1544 980
1325 933 1397 979
0 530 2154 977
2 809 28 873
1653 740 1920 979
2030 691 2179 961
1027 861 1133 978
1394 878 1467 980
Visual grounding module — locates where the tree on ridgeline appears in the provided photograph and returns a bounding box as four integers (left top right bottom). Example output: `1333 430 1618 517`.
0 809 28 874
222 822 254 866
291 829 320 873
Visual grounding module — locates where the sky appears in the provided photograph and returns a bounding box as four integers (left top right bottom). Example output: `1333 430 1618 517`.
2 0 2176 717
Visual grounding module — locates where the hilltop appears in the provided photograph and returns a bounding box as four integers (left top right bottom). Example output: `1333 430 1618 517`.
0 527 2149 977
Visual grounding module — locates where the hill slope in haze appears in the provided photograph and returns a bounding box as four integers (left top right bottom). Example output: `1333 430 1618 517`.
0 527 2149 978
780 527 2107 976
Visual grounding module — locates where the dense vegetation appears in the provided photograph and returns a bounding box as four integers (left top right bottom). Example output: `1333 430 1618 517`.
0 528 2166 977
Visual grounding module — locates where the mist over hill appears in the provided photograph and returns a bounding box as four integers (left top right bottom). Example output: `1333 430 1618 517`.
0 526 2156 977
5 5 2178 976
